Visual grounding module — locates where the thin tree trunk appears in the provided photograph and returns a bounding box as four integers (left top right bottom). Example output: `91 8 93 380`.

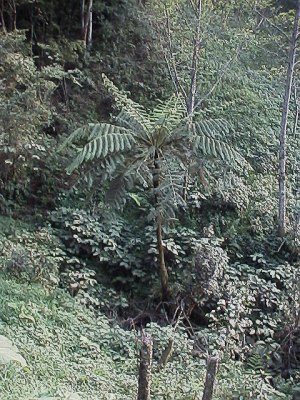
87 2 93 50
7 0 16 31
278 2 300 237
0 0 6 33
153 152 169 301
137 334 153 400
183 0 202 201
201 356 218 400
81 0 85 35
292 84 299 136
186 0 202 116
82 0 92 48
11 0 16 30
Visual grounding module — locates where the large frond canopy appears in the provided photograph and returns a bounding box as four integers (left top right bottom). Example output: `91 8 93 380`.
62 75 247 211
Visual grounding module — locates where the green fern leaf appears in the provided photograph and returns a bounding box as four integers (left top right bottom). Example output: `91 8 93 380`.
66 127 136 173
192 120 245 166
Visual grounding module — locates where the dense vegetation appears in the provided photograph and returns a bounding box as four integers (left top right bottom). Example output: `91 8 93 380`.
0 0 299 399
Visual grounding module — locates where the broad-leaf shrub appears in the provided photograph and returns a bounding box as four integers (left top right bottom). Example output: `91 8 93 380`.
50 207 145 275
208 261 300 361
60 267 129 311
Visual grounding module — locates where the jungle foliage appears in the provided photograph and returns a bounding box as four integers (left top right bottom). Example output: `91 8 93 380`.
0 0 300 399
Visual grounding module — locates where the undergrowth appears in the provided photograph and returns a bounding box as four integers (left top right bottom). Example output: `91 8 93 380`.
0 271 290 400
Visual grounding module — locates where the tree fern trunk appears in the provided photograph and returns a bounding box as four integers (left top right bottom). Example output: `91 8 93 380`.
153 152 169 301
278 1 300 237
156 218 169 301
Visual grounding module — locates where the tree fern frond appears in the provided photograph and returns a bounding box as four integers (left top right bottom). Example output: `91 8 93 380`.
85 123 131 141
192 121 245 166
102 74 152 132
99 154 124 180
196 119 230 140
60 123 96 150
67 130 135 174
105 165 138 209
149 94 186 131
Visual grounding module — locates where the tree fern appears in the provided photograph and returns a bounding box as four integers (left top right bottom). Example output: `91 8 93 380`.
63 75 249 300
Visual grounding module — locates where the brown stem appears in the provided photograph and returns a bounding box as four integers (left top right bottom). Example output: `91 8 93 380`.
156 218 169 301
137 334 153 400
159 338 174 368
201 356 218 400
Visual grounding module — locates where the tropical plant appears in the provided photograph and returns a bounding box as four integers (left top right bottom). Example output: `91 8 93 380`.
61 74 243 300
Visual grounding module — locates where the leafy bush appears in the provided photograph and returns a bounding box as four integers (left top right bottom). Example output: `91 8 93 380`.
50 207 146 278
208 261 300 362
60 267 129 312
0 32 72 212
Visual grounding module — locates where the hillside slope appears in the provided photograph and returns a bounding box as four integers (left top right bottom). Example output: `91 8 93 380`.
0 272 288 399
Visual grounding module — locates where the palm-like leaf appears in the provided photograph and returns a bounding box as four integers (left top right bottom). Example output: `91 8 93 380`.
149 94 186 131
66 124 136 174
192 120 245 166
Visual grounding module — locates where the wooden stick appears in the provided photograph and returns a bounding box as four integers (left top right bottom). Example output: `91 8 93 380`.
137 333 153 400
201 355 218 400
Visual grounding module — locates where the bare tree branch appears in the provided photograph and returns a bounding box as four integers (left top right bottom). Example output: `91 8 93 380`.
187 0 202 116
164 7 187 100
292 82 299 136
